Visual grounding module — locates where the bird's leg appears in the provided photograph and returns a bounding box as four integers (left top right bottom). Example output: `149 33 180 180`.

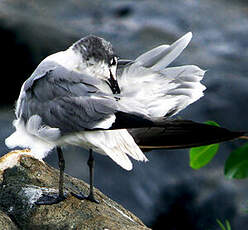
71 149 99 203
86 149 99 203
57 146 66 199
35 147 67 205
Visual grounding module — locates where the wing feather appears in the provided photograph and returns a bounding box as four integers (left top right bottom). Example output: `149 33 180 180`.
18 61 155 135
18 62 119 134
135 32 192 70
75 129 148 170
118 32 205 117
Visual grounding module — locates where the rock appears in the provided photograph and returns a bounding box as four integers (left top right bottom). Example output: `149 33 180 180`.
0 150 150 230
0 210 18 230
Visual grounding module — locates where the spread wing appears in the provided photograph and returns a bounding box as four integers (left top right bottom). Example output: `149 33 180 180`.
117 32 206 117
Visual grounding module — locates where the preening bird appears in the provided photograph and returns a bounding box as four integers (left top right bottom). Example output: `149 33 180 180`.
5 32 243 204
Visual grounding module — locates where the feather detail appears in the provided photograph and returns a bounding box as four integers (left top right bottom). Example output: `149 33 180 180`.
118 32 206 118
135 32 192 70
60 129 147 171
119 64 206 117
128 119 245 151
5 119 56 160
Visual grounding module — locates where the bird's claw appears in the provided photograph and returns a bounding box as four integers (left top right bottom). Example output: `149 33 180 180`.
71 191 99 204
35 193 67 205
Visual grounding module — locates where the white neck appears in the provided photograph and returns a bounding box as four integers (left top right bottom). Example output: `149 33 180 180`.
44 48 84 71
44 48 113 81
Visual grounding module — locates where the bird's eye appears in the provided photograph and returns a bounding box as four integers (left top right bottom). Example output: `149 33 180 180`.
110 57 117 66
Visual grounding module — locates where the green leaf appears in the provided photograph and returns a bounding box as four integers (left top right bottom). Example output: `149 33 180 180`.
216 219 226 230
190 143 219 169
224 142 248 179
189 120 220 170
225 220 231 230
205 120 220 127
216 219 232 230
189 121 220 169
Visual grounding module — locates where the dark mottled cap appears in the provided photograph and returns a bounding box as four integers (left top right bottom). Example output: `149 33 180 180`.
72 35 115 64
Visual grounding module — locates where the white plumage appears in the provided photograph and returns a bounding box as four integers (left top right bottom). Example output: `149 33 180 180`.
5 32 206 171
118 32 206 118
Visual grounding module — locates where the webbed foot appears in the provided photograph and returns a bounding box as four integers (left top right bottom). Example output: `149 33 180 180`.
35 193 67 205
71 191 99 204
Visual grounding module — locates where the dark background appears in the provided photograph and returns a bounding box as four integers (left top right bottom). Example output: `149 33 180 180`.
1 0 248 229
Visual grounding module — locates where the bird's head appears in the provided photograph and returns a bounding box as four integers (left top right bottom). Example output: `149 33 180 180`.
72 35 118 81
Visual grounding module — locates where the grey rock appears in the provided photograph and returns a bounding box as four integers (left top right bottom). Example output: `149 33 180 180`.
0 150 150 230
0 209 18 230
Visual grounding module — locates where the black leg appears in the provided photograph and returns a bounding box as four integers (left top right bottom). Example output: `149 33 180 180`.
57 146 66 199
86 149 99 203
35 147 67 205
71 149 99 203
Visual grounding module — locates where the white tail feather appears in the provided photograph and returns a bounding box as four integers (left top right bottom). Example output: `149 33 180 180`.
5 119 55 160
76 130 147 171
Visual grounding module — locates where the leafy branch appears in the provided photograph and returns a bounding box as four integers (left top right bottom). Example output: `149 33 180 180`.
189 121 248 179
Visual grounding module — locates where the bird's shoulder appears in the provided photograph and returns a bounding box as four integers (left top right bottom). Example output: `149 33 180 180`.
23 59 107 99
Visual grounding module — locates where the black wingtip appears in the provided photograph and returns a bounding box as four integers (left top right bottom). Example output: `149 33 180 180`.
110 111 154 130
128 120 246 151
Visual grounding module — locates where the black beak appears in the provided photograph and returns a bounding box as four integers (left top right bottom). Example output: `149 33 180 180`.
107 70 121 94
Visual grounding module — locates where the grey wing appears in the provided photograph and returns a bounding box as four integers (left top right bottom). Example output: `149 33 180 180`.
18 61 119 135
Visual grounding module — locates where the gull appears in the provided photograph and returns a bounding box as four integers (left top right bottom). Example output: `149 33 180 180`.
5 32 242 204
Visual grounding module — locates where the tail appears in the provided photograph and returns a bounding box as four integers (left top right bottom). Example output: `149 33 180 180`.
127 119 245 151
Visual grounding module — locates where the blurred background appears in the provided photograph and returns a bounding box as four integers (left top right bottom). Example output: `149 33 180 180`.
1 0 248 229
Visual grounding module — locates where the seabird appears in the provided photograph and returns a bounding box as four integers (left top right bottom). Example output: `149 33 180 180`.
5 33 243 204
